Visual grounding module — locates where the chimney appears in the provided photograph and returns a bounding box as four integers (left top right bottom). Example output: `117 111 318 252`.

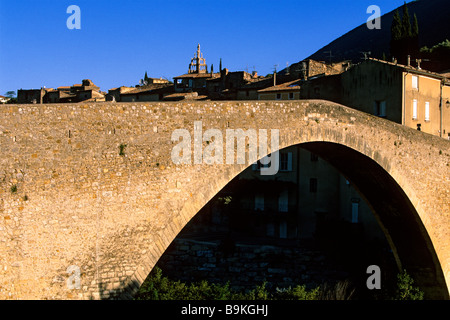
273 71 276 86
407 55 411 67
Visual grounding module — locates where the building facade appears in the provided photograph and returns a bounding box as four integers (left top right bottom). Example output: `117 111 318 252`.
206 145 386 244
302 58 450 138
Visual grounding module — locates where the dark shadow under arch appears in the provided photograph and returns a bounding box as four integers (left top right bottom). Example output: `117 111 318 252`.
300 141 448 299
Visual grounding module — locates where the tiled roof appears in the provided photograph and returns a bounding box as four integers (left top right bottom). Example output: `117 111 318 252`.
258 80 301 93
121 84 174 95
174 73 220 79
163 92 208 101
367 58 449 80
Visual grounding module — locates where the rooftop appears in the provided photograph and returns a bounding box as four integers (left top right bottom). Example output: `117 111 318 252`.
367 57 450 81
258 79 302 93
174 73 220 79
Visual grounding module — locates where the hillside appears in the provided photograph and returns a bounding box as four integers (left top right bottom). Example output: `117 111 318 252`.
304 0 450 71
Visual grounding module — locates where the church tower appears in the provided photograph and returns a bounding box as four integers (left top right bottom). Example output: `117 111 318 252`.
188 44 208 74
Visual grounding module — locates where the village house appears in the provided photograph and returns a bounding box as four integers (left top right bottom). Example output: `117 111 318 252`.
0 95 11 104
173 44 220 96
17 88 50 104
257 79 301 100
206 69 262 100
301 58 450 138
146 77 169 85
106 86 136 102
284 58 352 80
17 79 105 104
119 83 174 102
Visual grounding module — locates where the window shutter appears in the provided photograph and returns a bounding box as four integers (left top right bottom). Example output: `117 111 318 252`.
425 102 430 121
255 193 264 211
287 152 293 171
413 99 418 119
278 190 289 212
380 101 386 117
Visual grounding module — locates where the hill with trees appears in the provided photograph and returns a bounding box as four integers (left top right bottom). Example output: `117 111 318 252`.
304 0 450 72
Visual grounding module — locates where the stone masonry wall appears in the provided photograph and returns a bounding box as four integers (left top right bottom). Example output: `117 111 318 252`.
0 101 448 299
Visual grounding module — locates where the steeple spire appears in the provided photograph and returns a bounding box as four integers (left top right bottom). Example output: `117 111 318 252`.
188 44 208 74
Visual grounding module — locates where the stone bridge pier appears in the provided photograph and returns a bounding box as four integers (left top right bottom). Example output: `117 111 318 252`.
0 100 448 299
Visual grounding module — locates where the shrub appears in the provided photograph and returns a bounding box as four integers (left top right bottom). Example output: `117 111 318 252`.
274 285 320 300
393 270 424 300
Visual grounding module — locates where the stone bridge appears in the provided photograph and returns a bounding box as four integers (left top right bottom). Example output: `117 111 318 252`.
0 100 448 299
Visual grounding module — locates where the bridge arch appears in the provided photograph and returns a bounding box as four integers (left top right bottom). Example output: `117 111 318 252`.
0 101 448 300
122 103 449 299
128 137 448 300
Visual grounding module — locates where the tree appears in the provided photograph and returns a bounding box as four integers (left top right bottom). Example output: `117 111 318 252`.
412 13 419 38
5 91 16 98
219 58 222 72
390 9 403 60
144 71 149 83
391 9 402 41
401 2 412 39
390 2 419 64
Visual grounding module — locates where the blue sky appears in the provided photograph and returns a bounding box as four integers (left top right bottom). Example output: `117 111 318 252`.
0 0 411 94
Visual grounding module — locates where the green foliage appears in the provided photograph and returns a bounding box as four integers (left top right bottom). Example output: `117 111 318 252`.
420 39 450 53
274 285 320 300
391 9 402 41
412 13 419 38
5 91 16 98
389 2 420 63
401 2 412 39
135 267 322 301
10 185 17 193
393 270 424 300
135 268 425 301
217 196 232 205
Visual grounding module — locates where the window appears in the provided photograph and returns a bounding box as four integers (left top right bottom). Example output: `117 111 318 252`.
309 178 317 193
278 190 289 212
351 201 359 223
276 93 282 100
412 75 418 90
266 223 275 237
176 79 183 84
279 221 287 239
288 92 294 100
279 152 292 171
412 99 418 120
254 193 264 211
314 87 320 97
252 155 271 171
373 100 386 117
425 102 430 121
